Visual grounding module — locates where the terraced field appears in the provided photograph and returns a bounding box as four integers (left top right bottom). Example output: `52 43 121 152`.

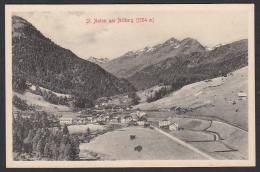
146 112 248 159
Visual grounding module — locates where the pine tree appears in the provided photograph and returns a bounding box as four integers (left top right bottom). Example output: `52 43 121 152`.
70 137 80 160
36 139 45 158
43 142 51 159
63 143 73 160
62 124 69 135
24 129 34 144
58 142 66 160
52 143 59 160
86 127 90 136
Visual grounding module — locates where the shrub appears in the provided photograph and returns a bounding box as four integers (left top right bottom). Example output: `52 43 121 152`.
12 95 29 110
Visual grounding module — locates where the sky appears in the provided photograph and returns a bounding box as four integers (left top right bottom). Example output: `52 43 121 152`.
14 11 248 60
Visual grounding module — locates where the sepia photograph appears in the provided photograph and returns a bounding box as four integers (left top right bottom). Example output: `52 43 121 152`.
5 4 255 167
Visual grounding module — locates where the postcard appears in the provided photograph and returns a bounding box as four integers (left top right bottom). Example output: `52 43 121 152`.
5 4 255 167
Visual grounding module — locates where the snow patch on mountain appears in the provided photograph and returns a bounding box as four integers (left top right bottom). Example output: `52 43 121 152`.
205 43 224 51
87 56 110 64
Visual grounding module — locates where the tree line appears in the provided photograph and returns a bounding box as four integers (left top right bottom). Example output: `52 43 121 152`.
13 111 80 161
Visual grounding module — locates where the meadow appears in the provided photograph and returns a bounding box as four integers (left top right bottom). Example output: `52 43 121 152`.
80 126 206 160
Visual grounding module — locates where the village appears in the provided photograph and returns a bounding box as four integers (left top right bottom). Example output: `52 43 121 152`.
16 89 248 133
57 99 180 131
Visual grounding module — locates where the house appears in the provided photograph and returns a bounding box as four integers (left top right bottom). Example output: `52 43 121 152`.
204 79 212 82
110 118 118 122
168 107 174 111
73 118 87 125
96 114 108 122
168 106 182 113
91 117 98 123
102 115 109 122
113 106 124 112
21 114 31 119
137 117 147 126
238 93 247 100
121 115 133 123
101 102 108 107
175 107 181 114
159 118 170 129
105 115 110 120
131 113 139 121
136 111 148 118
59 118 73 125
85 115 93 121
169 123 179 131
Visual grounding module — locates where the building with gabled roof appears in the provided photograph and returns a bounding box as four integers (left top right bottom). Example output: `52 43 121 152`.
238 92 247 100
159 118 170 128
169 122 179 131
121 114 133 123
137 117 147 126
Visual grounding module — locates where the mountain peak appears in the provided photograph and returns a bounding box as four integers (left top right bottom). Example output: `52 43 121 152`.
12 15 50 42
87 56 110 65
179 37 206 52
182 37 195 41
166 37 179 43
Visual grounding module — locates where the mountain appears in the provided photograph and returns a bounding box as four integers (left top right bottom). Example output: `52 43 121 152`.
101 37 206 78
87 56 110 65
204 43 223 51
12 15 136 100
127 39 248 90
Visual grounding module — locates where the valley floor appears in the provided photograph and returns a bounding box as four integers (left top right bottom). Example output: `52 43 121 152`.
79 126 207 160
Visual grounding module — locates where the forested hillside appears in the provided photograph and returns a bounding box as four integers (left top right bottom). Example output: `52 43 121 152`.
12 16 136 100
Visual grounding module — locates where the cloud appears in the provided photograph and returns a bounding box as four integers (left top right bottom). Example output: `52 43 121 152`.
14 11 248 60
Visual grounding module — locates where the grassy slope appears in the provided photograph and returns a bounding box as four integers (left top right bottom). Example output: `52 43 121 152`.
134 66 248 130
13 91 72 113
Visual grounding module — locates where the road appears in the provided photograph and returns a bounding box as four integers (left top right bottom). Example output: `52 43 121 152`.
151 125 216 160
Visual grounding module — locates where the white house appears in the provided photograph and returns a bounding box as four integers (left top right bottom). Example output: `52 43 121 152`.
121 115 133 123
238 93 247 100
169 123 179 131
159 118 170 128
59 118 73 125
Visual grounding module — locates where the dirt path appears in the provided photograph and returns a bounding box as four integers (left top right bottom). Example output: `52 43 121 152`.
151 126 216 160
